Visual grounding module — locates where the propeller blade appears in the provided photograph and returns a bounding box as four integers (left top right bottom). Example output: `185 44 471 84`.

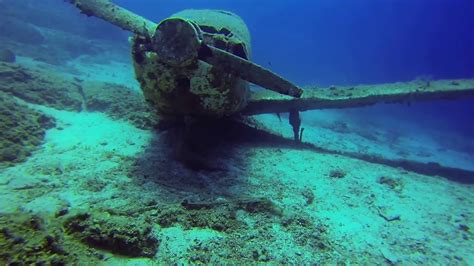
68 0 157 38
69 0 304 98
198 44 304 98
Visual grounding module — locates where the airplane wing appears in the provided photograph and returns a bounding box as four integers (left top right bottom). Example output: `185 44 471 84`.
243 79 474 115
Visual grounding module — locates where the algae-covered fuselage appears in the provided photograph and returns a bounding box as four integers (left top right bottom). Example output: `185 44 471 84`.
132 10 252 118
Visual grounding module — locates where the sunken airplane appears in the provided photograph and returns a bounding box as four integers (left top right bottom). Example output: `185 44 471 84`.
69 0 474 181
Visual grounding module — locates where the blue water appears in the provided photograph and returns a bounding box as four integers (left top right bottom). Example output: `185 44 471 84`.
117 0 474 84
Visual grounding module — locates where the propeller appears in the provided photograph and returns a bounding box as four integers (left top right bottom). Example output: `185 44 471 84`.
69 0 304 98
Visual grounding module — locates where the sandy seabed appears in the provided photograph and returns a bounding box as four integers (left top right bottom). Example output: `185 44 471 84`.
1 72 473 263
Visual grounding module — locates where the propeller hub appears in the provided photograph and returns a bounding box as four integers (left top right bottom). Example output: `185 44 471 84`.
152 18 201 67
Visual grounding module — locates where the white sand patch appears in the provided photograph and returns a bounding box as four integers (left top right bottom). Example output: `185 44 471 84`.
66 55 141 91
0 105 152 214
16 54 141 92
157 227 222 263
254 110 474 171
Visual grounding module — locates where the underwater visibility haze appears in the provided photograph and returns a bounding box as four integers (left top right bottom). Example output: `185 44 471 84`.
0 0 473 264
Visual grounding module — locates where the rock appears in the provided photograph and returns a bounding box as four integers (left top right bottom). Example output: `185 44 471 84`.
301 187 315 205
81 81 160 129
0 92 55 168
0 4 117 65
0 49 15 63
0 212 104 265
281 213 330 251
0 213 68 265
329 169 347 178
153 197 282 232
0 25 106 65
0 63 160 129
64 212 159 257
377 176 404 192
0 9 120 65
458 224 470 232
0 63 84 111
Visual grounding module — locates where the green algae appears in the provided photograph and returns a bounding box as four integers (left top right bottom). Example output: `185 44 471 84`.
152 197 282 232
0 212 101 265
0 92 55 168
0 213 68 265
97 196 337 264
132 9 251 118
64 211 158 257
81 80 160 129
182 211 338 264
0 63 83 111
0 62 159 129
